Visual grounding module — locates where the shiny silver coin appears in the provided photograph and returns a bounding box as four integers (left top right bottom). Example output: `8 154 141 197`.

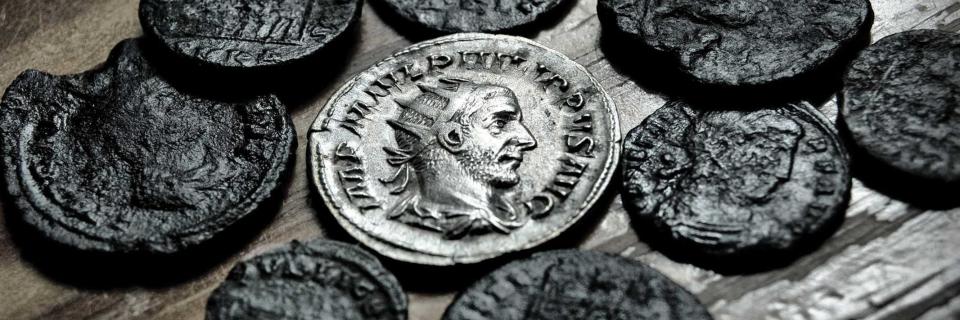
308 33 621 265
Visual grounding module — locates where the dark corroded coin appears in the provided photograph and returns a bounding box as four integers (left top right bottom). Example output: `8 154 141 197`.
379 0 566 33
0 39 294 253
140 0 361 69
207 239 407 320
308 33 621 265
597 0 872 86
841 30 960 182
622 101 850 257
443 250 712 320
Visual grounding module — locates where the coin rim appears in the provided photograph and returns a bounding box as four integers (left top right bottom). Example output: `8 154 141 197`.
377 0 568 33
621 100 850 256
307 33 621 265
1 40 297 253
840 29 959 182
440 249 713 320
207 239 408 320
138 0 364 69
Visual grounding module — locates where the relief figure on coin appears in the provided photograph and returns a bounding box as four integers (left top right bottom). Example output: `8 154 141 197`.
381 79 538 239
673 110 803 244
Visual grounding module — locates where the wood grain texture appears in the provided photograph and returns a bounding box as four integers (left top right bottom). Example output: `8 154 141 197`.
1 0 958 319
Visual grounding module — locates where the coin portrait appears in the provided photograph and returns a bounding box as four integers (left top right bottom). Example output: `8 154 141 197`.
623 101 850 257
841 29 960 182
0 39 295 253
383 80 538 236
308 33 620 265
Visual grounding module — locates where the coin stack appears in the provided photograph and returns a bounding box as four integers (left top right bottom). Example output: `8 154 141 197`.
0 0 956 319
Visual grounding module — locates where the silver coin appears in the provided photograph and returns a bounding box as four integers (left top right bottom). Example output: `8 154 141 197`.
308 33 621 265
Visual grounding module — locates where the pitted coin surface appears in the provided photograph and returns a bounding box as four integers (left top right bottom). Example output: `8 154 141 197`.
379 0 566 33
308 33 620 265
0 39 294 253
597 0 872 86
623 101 849 257
443 250 713 320
841 30 960 182
206 239 407 320
140 0 361 69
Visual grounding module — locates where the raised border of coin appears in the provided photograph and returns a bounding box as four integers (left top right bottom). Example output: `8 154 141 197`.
622 100 850 258
0 39 295 253
841 29 960 183
139 0 362 69
443 250 713 319
207 239 407 320
597 0 873 87
377 0 568 33
308 33 621 265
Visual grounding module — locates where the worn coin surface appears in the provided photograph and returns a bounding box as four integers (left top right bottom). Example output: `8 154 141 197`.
207 239 407 320
0 39 295 253
308 33 620 265
443 250 713 319
841 30 960 182
379 0 566 33
597 0 872 86
622 101 850 257
140 0 361 69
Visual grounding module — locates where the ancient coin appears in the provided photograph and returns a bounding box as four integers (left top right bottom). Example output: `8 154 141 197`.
443 250 713 320
206 239 407 320
0 39 295 253
308 33 621 265
139 0 361 69
379 0 566 33
841 29 960 182
597 0 873 86
622 101 850 257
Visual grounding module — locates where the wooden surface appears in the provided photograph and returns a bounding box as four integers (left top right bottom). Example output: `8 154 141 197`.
1 0 959 319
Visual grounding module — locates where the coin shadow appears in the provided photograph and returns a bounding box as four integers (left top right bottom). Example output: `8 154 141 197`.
1 142 297 290
597 10 873 109
623 188 849 275
368 0 577 42
138 23 360 112
835 111 960 210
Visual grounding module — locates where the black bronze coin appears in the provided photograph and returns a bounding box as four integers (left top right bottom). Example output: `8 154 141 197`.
622 101 850 257
841 30 960 183
443 250 712 319
0 39 295 253
139 0 362 69
597 0 872 86
206 239 407 320
378 0 566 33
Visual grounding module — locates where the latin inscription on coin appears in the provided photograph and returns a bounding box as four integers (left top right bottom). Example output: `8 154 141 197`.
0 39 294 253
598 0 872 86
140 0 361 68
842 30 960 182
207 240 407 320
308 33 620 265
443 250 713 320
623 101 850 256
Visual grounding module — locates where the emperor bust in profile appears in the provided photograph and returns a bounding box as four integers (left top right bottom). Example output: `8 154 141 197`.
381 78 538 239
